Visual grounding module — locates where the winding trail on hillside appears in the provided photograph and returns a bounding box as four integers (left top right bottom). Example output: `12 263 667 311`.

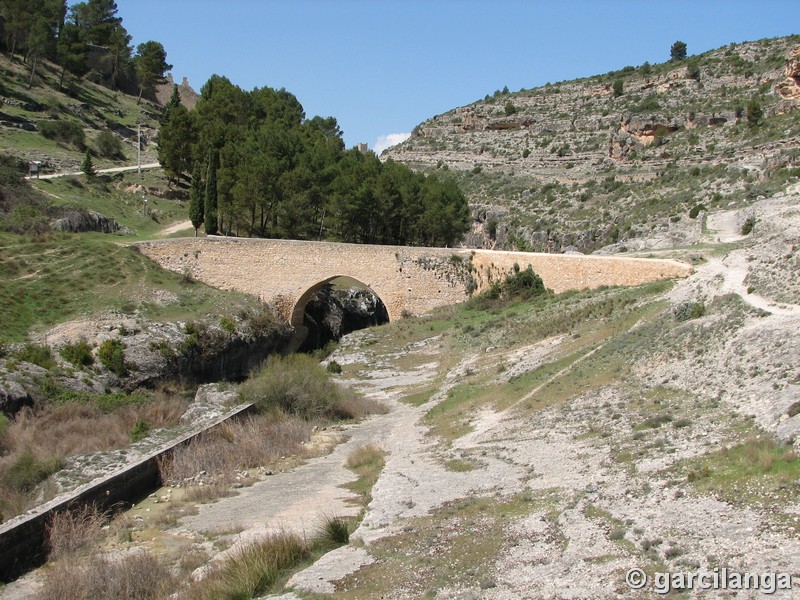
700 207 800 316
24 162 160 180
711 253 800 316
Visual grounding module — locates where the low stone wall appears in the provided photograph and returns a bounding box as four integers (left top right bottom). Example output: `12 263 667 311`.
0 402 256 582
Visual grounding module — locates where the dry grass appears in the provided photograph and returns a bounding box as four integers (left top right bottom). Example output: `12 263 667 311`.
182 531 310 600
0 394 188 523
36 550 177 600
6 396 187 458
346 443 386 470
46 503 107 560
345 444 387 506
159 413 311 485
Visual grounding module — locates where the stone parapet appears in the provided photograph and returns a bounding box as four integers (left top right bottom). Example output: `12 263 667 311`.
135 237 692 323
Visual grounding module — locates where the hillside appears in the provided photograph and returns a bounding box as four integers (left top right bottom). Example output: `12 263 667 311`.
386 35 800 253
0 52 167 174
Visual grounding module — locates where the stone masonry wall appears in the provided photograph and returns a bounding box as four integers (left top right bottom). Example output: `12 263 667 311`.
135 237 692 322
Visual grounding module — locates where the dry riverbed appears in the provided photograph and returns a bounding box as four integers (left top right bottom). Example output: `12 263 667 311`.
2 194 799 599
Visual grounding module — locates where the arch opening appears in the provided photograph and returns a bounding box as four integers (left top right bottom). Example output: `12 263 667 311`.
291 276 389 353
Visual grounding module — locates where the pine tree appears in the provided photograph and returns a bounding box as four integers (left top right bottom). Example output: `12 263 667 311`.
163 84 181 120
204 152 218 235
670 40 687 62
189 161 204 236
81 150 96 180
747 99 763 126
133 41 171 104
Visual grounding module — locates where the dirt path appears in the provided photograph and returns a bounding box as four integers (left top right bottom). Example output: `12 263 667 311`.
705 209 746 243
25 162 161 181
158 219 194 237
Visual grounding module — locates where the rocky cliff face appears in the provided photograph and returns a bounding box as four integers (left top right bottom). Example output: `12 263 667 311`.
386 36 800 253
0 310 293 415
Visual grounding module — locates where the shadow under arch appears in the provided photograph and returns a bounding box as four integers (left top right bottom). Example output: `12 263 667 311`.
288 275 390 352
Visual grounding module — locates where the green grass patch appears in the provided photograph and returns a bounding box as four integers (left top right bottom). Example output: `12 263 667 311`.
443 458 478 472
424 382 481 442
400 387 437 407
30 170 185 239
0 232 266 341
344 443 386 507
677 436 800 531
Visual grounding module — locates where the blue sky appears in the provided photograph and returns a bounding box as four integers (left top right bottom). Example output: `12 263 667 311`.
111 1 800 152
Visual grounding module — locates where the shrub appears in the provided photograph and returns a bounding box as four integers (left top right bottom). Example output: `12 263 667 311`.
467 265 548 309
636 95 661 112
741 216 756 235
612 78 624 97
486 218 498 238
130 419 150 442
38 119 85 150
220 316 237 334
504 101 517 116
688 204 706 219
94 130 124 159
686 58 701 80
609 527 626 541
59 339 94 368
0 413 8 452
344 444 386 504
326 360 342 374
346 443 386 471
16 343 56 370
4 451 63 492
504 265 546 298
746 99 763 126
673 301 705 321
317 515 350 547
239 355 374 420
158 414 310 485
97 338 128 377
186 532 309 600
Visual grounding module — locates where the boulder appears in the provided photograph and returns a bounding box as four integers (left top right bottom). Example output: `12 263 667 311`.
0 378 32 415
51 209 131 234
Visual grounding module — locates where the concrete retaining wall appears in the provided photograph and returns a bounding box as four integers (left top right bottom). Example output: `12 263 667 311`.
0 402 256 582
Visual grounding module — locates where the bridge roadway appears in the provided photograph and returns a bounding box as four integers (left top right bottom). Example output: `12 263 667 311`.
137 236 692 327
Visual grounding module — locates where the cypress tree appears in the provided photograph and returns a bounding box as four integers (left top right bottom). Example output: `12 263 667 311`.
189 160 204 236
204 151 218 235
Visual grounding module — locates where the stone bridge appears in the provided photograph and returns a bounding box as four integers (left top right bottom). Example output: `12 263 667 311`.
136 237 692 327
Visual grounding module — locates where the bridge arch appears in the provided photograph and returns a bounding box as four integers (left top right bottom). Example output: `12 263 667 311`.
290 275 389 329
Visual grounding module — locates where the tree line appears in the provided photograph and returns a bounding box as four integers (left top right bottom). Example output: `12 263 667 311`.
159 75 470 247
0 0 170 100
